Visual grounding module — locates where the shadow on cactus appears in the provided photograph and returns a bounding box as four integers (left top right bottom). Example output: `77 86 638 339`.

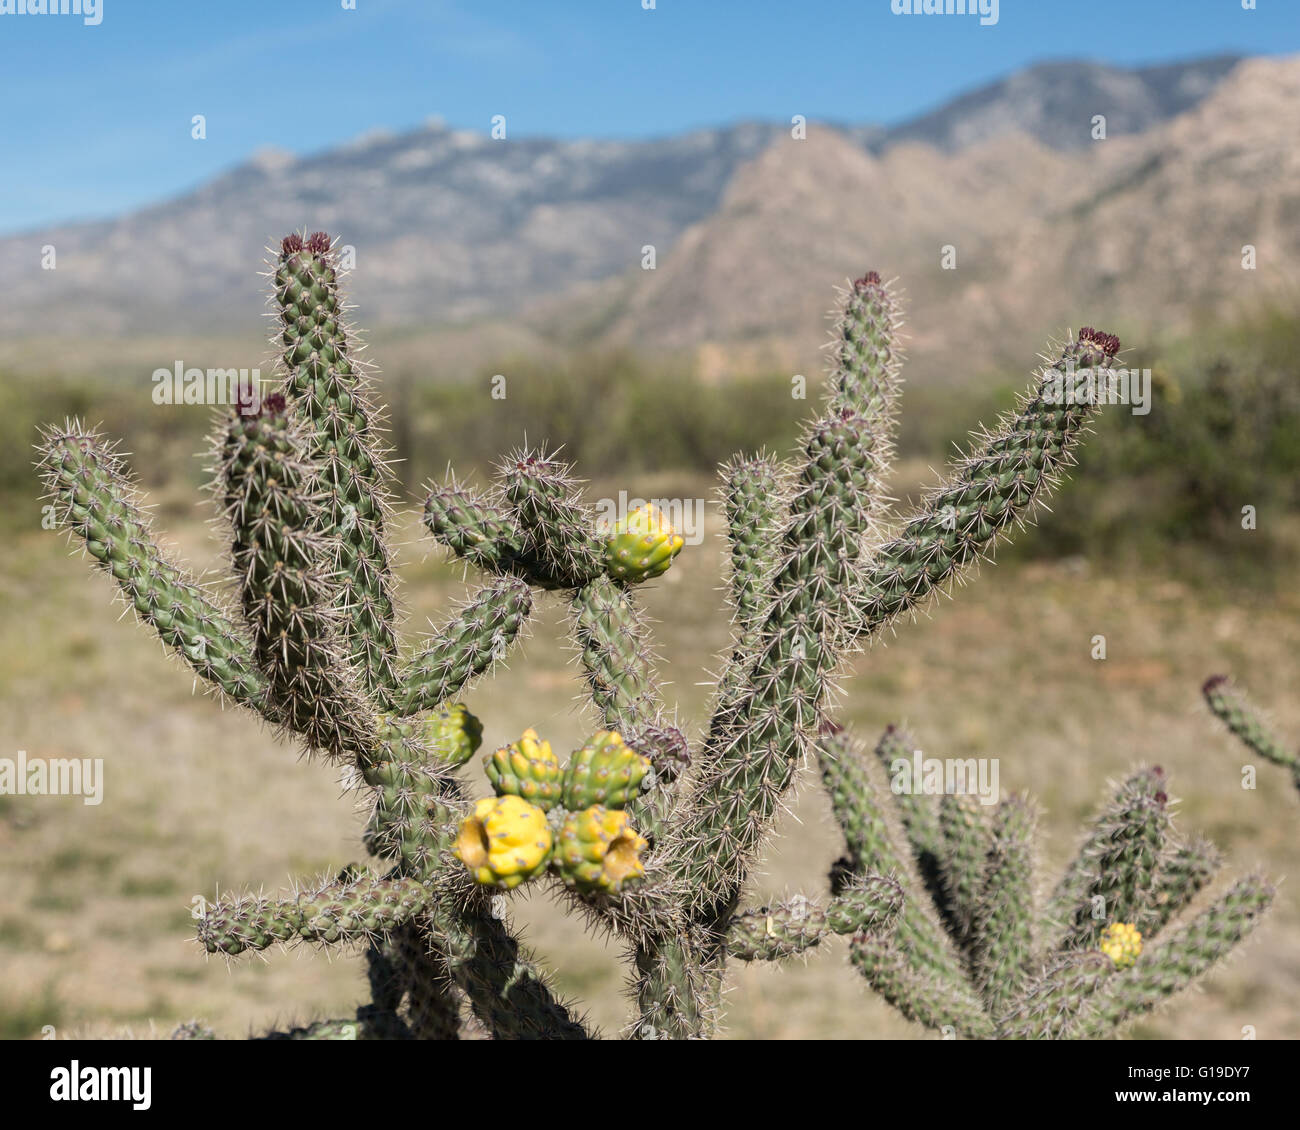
36 232 1270 1039
816 723 1273 1039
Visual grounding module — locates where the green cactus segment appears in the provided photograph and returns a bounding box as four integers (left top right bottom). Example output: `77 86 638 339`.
274 232 399 695
484 730 563 811
817 725 966 984
423 475 535 575
422 702 482 767
631 933 713 1040
1139 835 1223 939
971 796 1038 1016
1203 676 1300 784
38 425 270 713
997 952 1113 1039
936 792 991 948
849 933 996 1039
721 454 785 634
363 719 460 872
1075 874 1275 1039
851 331 1118 643
570 575 682 839
829 271 905 423
571 574 662 739
501 452 604 588
561 730 652 811
681 408 886 912
386 928 461 1041
433 898 592 1040
874 724 945 864
396 577 532 715
219 398 377 761
728 877 903 962
603 503 684 584
554 805 649 894
1054 768 1170 951
708 454 787 736
198 875 429 955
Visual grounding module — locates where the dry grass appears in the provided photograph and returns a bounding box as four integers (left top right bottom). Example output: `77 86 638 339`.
1 470 1296 1040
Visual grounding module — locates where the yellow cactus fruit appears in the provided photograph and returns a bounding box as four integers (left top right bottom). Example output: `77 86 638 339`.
1099 921 1143 969
604 503 685 584
554 805 649 894
454 795 553 890
484 727 564 810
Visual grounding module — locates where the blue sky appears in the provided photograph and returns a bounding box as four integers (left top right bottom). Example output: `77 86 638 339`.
0 0 1295 234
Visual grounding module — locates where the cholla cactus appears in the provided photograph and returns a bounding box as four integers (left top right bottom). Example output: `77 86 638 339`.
818 723 1273 1039
37 232 1269 1040
1204 675 1300 795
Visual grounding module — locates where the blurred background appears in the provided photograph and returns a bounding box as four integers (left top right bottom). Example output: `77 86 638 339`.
1 1 1298 1039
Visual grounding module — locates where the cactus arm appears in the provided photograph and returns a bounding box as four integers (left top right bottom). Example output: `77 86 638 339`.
815 724 966 984
37 424 271 713
218 396 379 762
197 875 429 956
1049 767 1170 950
996 952 1113 1039
1138 835 1223 939
874 724 946 867
850 329 1120 643
705 453 787 734
274 233 400 695
970 796 1038 1017
433 898 594 1040
500 450 604 588
934 792 991 951
1073 873 1275 1039
849 933 995 1039
727 876 903 962
423 474 529 574
1203 675 1300 788
394 577 533 715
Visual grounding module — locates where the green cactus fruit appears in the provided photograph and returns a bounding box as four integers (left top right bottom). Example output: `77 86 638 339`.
603 503 685 584
554 805 648 893
561 730 652 811
425 703 483 767
485 728 564 811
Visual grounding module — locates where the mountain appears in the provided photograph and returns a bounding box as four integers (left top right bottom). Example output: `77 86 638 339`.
0 121 785 337
875 54 1243 152
0 55 1250 343
586 56 1300 381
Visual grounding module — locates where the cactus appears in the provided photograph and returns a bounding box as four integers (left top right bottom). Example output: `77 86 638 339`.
37 235 1273 1039
818 724 1273 1039
1203 675 1300 795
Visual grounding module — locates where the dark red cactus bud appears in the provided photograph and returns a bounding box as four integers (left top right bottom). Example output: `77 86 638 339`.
1154 791 1168 805
854 270 882 289
305 231 331 254
281 233 304 255
259 392 288 417
1202 674 1229 693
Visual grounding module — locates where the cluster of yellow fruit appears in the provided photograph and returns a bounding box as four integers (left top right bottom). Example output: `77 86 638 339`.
454 729 652 894
1099 921 1143 969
